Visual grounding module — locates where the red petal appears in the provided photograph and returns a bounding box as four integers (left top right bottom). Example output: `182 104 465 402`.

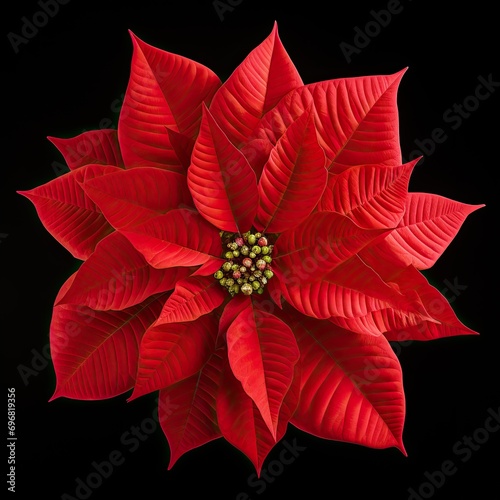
226 299 300 438
240 138 273 180
54 272 77 304
253 70 406 173
317 160 418 228
58 232 192 310
332 256 478 339
165 127 196 170
363 193 484 269
187 106 258 232
216 354 300 475
49 294 165 401
209 22 303 147
118 31 221 171
282 307 406 453
384 292 479 341
266 274 284 310
48 130 124 170
191 258 225 277
129 315 217 400
82 167 193 230
274 212 389 282
18 164 120 259
121 209 222 269
255 110 327 233
159 348 225 469
218 294 250 343
280 255 405 321
155 275 227 325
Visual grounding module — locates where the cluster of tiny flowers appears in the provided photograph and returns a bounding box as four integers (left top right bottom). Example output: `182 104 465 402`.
214 231 274 296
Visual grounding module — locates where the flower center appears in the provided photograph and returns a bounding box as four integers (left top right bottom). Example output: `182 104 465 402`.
214 231 274 296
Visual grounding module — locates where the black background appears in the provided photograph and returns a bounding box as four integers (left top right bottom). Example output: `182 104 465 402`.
4 1 498 498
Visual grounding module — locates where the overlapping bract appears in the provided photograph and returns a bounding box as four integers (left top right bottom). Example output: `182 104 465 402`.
19 23 483 475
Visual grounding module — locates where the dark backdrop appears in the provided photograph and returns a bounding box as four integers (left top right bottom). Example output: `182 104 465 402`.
4 1 497 499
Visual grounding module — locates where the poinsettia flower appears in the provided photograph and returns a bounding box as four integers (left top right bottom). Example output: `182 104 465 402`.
18 22 484 475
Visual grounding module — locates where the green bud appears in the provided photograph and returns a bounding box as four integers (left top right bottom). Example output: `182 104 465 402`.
263 269 274 279
249 252 256 259
252 281 260 290
251 245 261 254
226 278 234 286
231 264 240 271
214 270 224 279
229 242 238 251
232 249 240 257
257 287 264 294
249 276 255 282
240 266 247 273
237 278 244 285
225 251 234 259
230 284 240 294
263 255 272 263
254 232 262 238
219 278 227 286
222 262 232 272
240 245 250 255
247 234 256 245
260 246 270 255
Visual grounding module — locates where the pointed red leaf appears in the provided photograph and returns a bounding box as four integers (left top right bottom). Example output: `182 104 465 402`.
191 258 225 277
226 299 300 438
338 263 478 340
82 167 193 230
50 294 166 401
187 106 258 232
274 212 389 282
54 272 77 305
217 294 250 343
155 275 227 325
159 348 225 469
165 127 196 169
58 232 192 311
383 288 479 341
121 209 222 269
255 110 327 233
281 307 406 453
240 138 273 180
326 260 434 336
130 315 217 400
317 160 417 229
48 129 124 170
362 193 484 269
252 70 406 173
216 355 301 475
266 274 284 310
118 31 221 171
280 255 405 321
18 164 120 259
208 22 303 147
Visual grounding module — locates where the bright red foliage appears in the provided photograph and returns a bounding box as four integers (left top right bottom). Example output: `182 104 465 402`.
19 23 483 475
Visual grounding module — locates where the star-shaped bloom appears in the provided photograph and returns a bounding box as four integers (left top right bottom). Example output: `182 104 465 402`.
19 23 483 474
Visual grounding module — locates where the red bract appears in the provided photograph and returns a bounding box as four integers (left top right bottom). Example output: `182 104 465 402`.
19 23 484 475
